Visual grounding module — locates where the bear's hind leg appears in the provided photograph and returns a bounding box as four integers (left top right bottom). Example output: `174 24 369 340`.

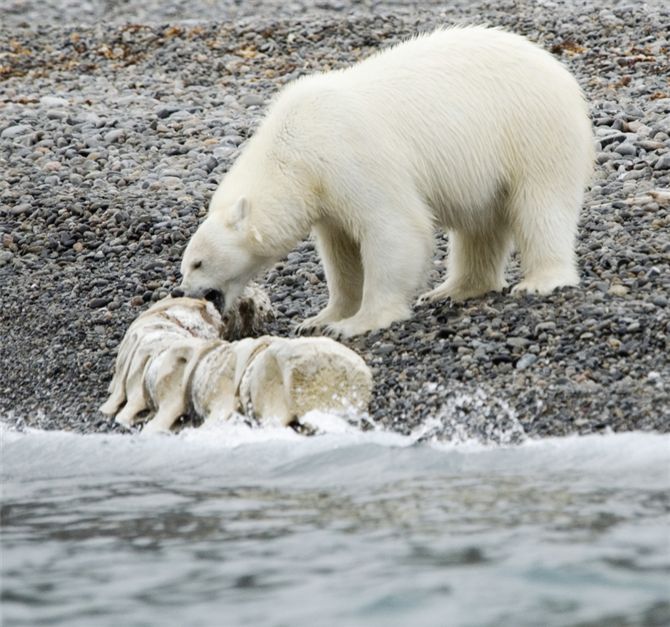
297 224 363 333
417 225 512 304
510 188 580 295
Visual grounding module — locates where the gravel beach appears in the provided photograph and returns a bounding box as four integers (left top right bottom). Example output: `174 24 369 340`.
1 0 668 441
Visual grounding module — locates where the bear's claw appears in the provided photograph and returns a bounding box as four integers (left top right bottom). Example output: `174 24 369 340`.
295 324 321 337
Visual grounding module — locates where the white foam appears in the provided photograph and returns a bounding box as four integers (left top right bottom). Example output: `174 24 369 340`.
2 417 669 491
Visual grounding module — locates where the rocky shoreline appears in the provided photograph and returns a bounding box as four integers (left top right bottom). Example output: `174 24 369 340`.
1 0 668 441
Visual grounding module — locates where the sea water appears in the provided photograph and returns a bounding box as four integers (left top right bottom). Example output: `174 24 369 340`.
1 421 669 627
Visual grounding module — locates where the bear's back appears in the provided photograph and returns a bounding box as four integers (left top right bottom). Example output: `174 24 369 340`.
270 26 590 165
241 26 593 226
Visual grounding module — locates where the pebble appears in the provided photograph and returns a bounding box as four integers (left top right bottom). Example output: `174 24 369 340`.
608 284 629 296
655 154 670 170
241 94 265 107
104 129 126 144
615 143 636 156
160 176 183 187
155 104 182 119
506 337 531 349
516 353 537 370
40 95 69 107
638 140 665 151
89 297 112 308
1 124 31 139
46 109 68 120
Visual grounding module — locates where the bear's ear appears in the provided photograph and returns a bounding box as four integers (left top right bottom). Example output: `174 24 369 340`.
227 197 249 230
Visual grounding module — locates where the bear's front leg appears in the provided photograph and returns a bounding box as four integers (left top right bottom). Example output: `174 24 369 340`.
324 301 413 338
297 224 363 334
323 213 433 337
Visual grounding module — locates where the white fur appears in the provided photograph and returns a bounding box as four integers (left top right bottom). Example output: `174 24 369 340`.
181 26 594 337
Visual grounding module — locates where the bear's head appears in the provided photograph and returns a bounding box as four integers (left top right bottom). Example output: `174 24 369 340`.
179 197 271 313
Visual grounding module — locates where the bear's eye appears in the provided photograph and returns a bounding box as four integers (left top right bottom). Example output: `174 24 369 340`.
192 260 203 270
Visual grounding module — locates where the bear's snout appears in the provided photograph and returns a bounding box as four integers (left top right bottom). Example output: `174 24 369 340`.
176 286 226 313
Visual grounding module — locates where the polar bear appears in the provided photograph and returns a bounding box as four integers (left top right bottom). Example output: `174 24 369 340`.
180 26 594 337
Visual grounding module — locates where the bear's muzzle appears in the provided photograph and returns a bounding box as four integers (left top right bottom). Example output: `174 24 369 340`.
174 286 225 314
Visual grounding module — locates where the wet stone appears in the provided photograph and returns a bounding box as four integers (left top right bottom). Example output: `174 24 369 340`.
89 296 112 309
516 353 537 370
655 154 670 170
1 124 31 139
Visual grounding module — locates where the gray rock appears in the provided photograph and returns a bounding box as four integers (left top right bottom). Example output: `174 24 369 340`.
40 95 69 107
654 154 670 170
516 353 537 370
620 169 645 181
507 337 531 349
46 109 68 120
104 129 125 144
637 140 665 151
160 176 183 187
89 297 112 308
597 132 626 148
615 143 637 156
241 94 265 107
155 104 182 119
1 124 31 139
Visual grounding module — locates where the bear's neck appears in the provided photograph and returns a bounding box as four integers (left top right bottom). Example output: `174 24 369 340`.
246 181 319 258
251 197 315 258
229 133 322 256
